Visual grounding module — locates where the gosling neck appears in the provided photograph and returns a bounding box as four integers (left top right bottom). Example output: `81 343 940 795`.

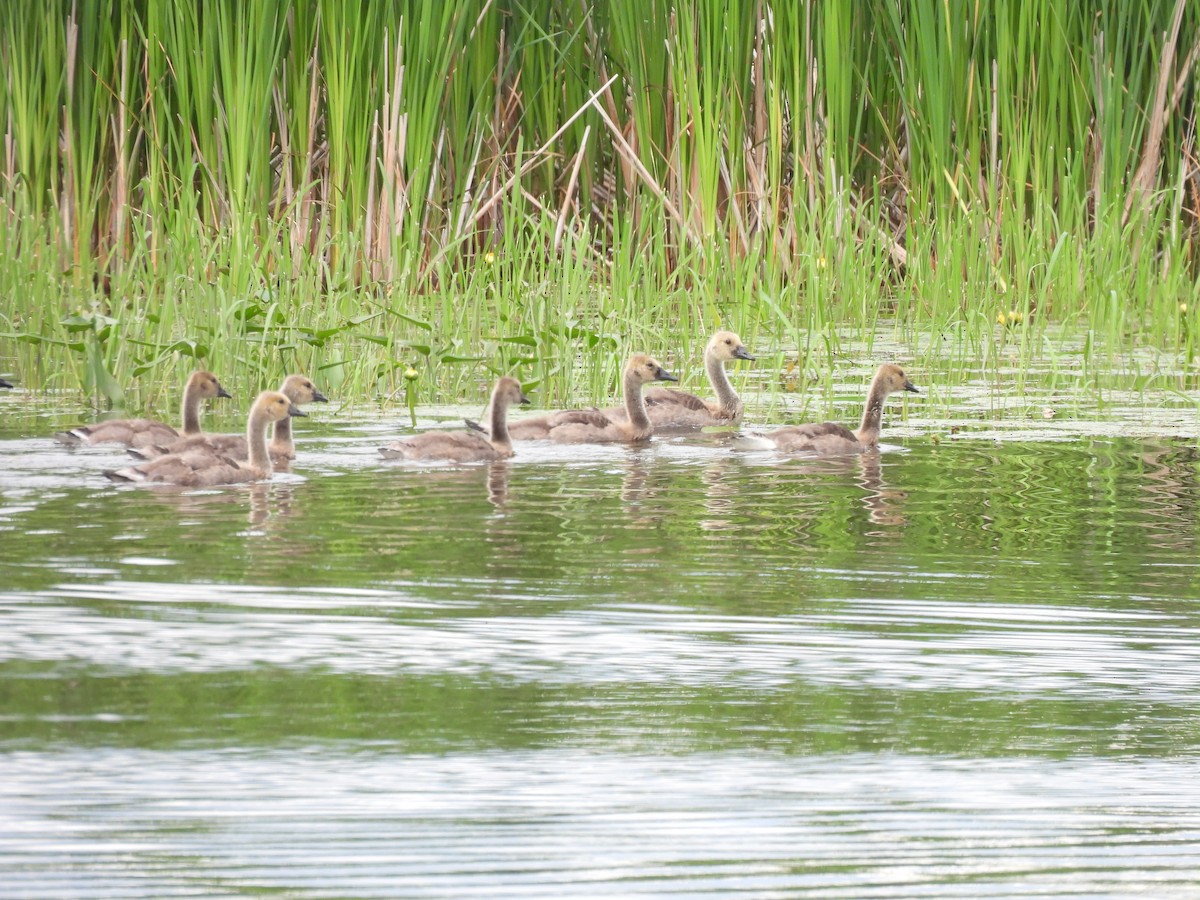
705 351 741 417
854 374 890 448
270 415 294 455
486 388 513 453
246 407 275 474
623 369 652 437
180 378 204 435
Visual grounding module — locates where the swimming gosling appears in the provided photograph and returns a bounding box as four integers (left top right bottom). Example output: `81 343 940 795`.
55 370 231 449
105 391 305 486
379 376 530 463
608 330 754 429
745 363 918 456
542 354 677 443
128 374 328 461
467 355 677 442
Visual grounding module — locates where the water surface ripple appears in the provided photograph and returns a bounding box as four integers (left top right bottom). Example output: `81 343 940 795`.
2 404 1200 896
3 750 1199 898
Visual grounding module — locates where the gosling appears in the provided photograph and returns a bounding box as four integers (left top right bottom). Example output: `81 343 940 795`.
379 376 530 463
609 330 754 429
105 391 305 486
128 374 328 462
744 363 918 456
55 370 231 449
540 354 677 443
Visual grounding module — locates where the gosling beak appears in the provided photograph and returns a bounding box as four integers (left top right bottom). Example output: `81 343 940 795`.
288 403 307 417
903 380 919 393
656 366 678 383
312 390 329 403
217 385 233 399
518 391 532 405
733 345 756 361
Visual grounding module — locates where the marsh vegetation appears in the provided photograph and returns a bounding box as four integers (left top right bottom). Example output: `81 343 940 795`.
0 0 1197 417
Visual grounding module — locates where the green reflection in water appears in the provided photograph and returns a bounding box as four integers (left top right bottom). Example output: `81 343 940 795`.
2 666 1197 757
2 434 1200 759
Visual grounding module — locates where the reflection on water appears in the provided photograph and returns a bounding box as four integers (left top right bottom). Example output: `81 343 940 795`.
4 749 1199 899
855 453 908 527
3 411 1200 895
133 480 301 530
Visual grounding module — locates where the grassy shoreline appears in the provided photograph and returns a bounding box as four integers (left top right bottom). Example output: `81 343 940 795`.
1 1 1198 409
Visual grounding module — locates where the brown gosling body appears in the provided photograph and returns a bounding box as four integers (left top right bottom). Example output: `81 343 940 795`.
128 374 328 461
542 354 677 444
607 331 754 429
755 364 918 455
379 377 530 463
55 370 231 449
104 391 305 486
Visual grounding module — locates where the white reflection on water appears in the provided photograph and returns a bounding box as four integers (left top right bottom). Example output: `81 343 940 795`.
3 583 1199 702
1 748 1198 898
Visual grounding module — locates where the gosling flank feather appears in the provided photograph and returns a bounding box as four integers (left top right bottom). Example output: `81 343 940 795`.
55 370 231 449
104 391 304 486
380 376 530 463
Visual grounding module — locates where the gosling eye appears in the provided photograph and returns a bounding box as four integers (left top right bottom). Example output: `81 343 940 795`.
724 338 732 345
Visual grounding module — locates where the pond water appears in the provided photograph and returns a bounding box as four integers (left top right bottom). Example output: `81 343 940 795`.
2 380 1200 897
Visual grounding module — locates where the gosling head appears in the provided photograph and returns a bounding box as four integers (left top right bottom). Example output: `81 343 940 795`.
626 354 677 385
874 363 919 395
708 331 755 362
280 374 329 404
255 390 307 423
190 370 233 399
495 376 531 406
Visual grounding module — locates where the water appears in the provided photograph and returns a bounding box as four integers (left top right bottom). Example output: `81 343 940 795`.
3 385 1200 897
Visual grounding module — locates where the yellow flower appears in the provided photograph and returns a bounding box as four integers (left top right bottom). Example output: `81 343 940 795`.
484 251 495 265
404 366 418 381
816 255 827 269
1179 302 1188 314
999 310 1024 327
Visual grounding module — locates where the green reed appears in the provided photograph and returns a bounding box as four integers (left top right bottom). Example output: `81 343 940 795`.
0 0 1196 414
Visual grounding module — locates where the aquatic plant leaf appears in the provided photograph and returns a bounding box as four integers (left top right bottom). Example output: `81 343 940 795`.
85 341 125 406
390 340 431 356
62 313 117 333
6 332 68 347
380 305 434 331
166 340 208 359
